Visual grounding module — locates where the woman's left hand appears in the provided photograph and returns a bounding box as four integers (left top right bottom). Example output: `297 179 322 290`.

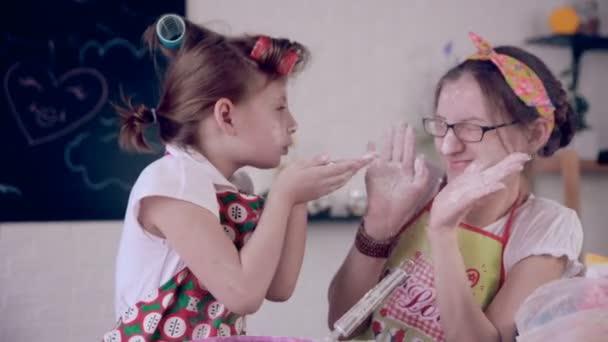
428 152 530 236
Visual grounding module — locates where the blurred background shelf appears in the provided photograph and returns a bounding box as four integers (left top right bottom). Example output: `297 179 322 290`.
533 152 608 173
527 34 608 50
526 34 608 90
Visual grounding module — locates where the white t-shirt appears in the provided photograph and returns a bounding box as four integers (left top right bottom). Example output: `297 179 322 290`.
113 144 238 320
483 194 584 278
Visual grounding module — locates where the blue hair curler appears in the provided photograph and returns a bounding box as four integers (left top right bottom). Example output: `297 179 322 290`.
156 14 186 50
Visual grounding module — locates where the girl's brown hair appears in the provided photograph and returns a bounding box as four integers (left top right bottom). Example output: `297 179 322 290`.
116 17 310 152
434 46 577 157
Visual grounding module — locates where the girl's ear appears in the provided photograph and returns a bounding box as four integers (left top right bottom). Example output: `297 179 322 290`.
213 98 237 136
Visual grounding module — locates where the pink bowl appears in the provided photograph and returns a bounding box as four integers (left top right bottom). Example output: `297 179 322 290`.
192 337 316 342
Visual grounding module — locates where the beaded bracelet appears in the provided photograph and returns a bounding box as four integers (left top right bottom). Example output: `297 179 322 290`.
354 220 396 258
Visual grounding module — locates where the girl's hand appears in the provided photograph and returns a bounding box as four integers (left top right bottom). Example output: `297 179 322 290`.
273 154 374 205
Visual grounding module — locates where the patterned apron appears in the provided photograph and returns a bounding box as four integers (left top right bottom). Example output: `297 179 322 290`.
363 201 517 342
103 191 265 342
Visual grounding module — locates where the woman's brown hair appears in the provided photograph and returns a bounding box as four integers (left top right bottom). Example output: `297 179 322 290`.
434 46 578 157
116 17 310 152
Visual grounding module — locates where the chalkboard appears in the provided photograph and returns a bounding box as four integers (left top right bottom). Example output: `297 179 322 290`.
0 0 185 221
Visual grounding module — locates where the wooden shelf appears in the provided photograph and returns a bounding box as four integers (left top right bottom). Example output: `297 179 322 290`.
530 148 589 214
533 156 608 173
580 159 608 172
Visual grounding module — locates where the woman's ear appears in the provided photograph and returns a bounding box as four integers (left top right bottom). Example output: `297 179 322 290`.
527 117 552 153
213 98 237 136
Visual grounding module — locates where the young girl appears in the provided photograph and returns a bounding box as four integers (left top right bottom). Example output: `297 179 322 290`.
328 32 584 342
104 15 371 341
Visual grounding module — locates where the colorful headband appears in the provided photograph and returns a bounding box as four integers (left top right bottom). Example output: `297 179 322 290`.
156 14 186 50
250 36 298 76
467 32 555 132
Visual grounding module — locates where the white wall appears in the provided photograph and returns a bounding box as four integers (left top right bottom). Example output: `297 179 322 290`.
1 1 607 341
0 222 118 341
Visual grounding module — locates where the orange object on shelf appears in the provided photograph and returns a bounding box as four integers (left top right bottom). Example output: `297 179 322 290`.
549 6 580 34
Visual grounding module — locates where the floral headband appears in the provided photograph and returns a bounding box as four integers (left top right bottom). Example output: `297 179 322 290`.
467 32 555 132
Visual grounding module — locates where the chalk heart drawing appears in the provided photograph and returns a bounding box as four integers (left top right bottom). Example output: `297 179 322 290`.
4 62 108 146
79 38 147 63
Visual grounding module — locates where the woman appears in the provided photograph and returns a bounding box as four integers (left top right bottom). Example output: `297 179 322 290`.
327 33 583 342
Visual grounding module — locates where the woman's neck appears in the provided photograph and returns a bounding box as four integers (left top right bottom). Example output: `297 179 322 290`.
462 175 527 228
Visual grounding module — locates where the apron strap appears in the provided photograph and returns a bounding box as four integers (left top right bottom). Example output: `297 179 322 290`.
499 193 527 286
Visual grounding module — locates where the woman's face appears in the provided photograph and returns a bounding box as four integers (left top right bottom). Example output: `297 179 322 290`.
434 73 529 181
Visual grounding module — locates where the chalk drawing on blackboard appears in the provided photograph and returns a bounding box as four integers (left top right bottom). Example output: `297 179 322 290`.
100 116 116 127
78 38 146 64
4 62 109 146
94 115 119 143
0 184 22 196
64 132 132 191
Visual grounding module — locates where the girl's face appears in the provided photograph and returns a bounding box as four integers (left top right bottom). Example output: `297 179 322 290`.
233 78 297 169
434 73 529 181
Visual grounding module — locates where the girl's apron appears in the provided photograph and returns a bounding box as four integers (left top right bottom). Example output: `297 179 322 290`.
104 191 265 342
